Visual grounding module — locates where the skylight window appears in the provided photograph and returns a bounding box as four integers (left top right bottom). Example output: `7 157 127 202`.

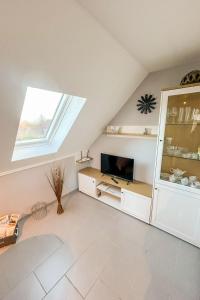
12 87 86 161
16 87 63 142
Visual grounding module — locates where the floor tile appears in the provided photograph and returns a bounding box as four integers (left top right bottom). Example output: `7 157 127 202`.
1 191 200 300
67 234 116 297
100 245 138 300
106 211 150 248
0 273 10 299
85 280 120 300
35 243 76 293
3 273 45 300
170 287 198 300
0 235 62 296
44 277 82 300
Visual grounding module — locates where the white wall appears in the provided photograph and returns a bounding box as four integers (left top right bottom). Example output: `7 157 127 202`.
0 0 147 214
0 0 146 173
90 136 156 184
112 60 200 126
0 156 78 215
90 61 200 184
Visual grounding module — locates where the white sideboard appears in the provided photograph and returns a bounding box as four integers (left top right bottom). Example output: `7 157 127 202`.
78 167 152 224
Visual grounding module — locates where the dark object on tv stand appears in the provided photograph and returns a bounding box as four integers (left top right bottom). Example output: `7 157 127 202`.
111 177 118 184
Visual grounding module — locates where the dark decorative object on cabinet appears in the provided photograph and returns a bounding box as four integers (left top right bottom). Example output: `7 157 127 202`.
137 94 156 114
180 70 200 86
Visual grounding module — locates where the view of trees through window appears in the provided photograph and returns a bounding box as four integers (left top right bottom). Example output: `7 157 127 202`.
16 87 63 141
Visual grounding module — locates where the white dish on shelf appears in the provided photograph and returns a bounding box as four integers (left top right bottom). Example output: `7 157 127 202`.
180 177 189 186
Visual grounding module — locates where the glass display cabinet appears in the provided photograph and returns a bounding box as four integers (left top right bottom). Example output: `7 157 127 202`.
160 91 200 188
152 84 200 247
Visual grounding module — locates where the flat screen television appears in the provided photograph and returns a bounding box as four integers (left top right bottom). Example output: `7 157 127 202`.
101 153 134 182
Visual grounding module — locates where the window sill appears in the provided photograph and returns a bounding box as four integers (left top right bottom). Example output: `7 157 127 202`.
12 142 58 161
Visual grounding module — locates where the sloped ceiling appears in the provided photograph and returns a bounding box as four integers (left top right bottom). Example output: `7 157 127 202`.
78 0 200 71
0 0 147 172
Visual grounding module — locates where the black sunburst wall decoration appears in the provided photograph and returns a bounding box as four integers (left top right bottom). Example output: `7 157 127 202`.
137 94 156 114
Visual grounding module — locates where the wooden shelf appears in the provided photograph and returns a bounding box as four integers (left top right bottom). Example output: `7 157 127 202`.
79 167 152 198
104 132 157 139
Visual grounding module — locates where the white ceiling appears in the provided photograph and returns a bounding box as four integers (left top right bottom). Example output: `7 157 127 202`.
78 0 200 71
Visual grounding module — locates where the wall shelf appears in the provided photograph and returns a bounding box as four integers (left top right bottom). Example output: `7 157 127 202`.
104 125 158 140
104 132 157 139
76 157 93 164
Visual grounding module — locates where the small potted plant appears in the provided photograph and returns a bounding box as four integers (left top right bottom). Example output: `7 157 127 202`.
47 166 65 214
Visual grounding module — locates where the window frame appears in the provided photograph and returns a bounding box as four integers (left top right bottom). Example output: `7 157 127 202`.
15 94 71 148
12 89 86 162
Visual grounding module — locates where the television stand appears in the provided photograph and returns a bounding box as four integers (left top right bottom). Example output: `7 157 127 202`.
78 167 152 224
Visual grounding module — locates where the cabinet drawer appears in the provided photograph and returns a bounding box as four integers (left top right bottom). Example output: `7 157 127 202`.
78 173 96 197
122 189 151 223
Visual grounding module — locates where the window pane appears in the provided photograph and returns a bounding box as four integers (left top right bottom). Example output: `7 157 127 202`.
16 87 62 141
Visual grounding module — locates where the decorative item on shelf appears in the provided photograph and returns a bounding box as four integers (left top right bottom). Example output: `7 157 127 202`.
164 168 200 188
189 176 197 184
170 168 186 177
193 181 200 188
47 166 65 214
180 70 200 86
31 202 47 220
76 150 93 163
167 106 178 123
106 126 120 134
144 128 152 135
169 174 178 183
181 177 189 186
118 126 122 134
137 94 156 114
168 168 187 184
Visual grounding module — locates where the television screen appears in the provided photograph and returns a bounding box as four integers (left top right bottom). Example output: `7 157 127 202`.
101 153 134 181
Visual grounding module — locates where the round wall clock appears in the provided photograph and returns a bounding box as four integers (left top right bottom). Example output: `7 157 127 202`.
137 94 156 114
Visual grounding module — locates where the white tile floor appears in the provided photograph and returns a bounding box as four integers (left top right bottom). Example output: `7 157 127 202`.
0 191 200 300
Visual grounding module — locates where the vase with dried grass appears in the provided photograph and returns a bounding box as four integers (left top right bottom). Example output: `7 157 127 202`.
47 166 65 214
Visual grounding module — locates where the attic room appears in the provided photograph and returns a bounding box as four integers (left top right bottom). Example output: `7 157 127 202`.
0 0 200 299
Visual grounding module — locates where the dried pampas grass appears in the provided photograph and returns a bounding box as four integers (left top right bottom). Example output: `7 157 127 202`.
47 166 65 214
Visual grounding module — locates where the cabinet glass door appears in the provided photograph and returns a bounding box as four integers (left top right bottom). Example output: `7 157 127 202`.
160 92 200 189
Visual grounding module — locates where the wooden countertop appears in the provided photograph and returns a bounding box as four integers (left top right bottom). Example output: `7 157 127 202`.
79 167 152 198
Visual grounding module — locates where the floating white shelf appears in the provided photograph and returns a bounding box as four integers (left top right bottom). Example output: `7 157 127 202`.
104 132 157 139
104 125 158 139
76 157 93 164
